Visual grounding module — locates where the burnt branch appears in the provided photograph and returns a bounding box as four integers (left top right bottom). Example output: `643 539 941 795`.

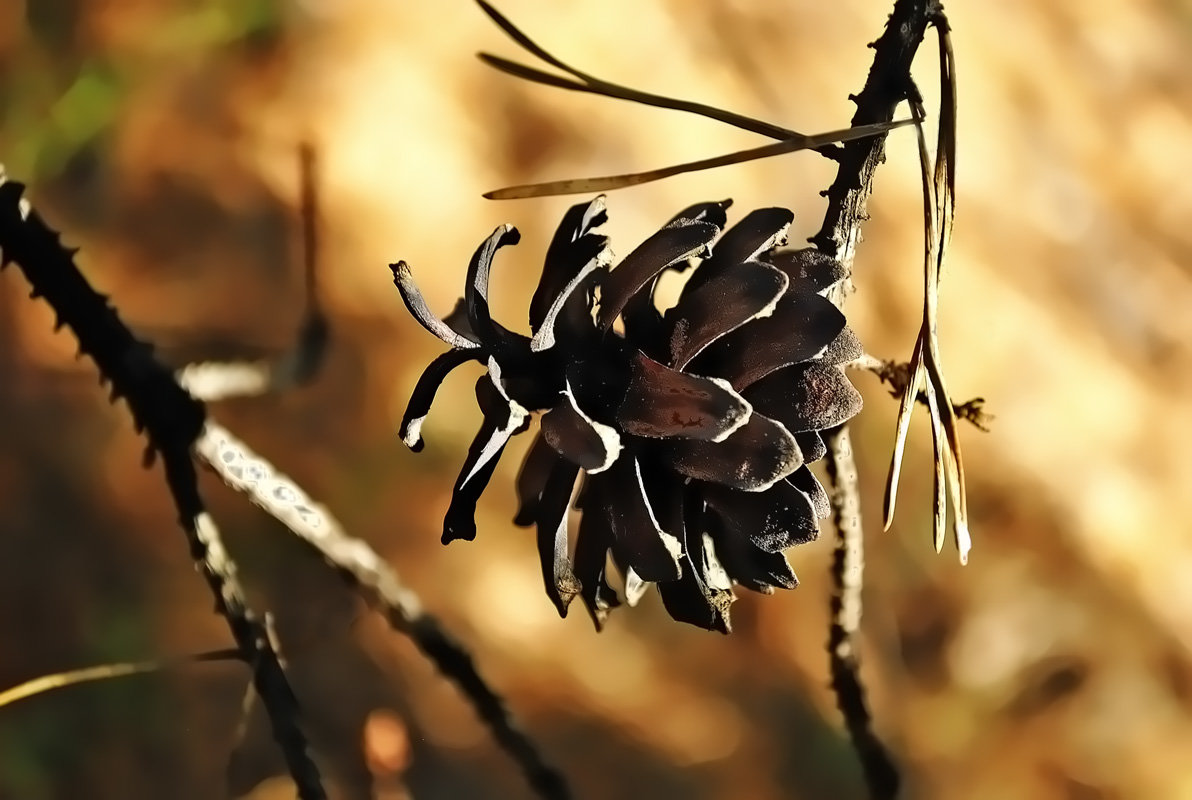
812 2 944 797
0 174 328 799
811 0 936 273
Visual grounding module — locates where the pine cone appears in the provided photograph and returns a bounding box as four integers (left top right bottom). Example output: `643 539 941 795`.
391 196 862 632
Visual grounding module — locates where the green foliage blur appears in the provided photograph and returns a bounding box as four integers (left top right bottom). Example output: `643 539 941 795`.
3 0 283 180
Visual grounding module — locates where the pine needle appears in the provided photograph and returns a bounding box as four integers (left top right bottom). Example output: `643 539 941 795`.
476 0 913 198
485 120 914 199
0 649 241 709
881 19 970 563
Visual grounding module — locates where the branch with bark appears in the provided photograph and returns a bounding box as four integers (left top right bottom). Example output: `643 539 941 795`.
0 173 329 800
0 153 569 800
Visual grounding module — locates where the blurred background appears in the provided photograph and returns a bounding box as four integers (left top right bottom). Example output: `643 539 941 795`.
2 0 1192 798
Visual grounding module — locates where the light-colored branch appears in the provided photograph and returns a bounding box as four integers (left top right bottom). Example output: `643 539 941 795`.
194 422 572 800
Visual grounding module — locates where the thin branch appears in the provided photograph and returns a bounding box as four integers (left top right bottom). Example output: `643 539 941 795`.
175 143 329 402
0 172 328 800
810 0 935 272
809 1 944 797
165 144 567 798
193 422 572 800
824 427 900 800
230 612 286 756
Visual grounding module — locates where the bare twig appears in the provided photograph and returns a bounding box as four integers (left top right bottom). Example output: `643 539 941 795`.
231 612 286 754
810 1 947 796
194 422 571 800
170 145 568 799
825 427 899 800
0 172 328 800
810 1 934 272
175 144 329 401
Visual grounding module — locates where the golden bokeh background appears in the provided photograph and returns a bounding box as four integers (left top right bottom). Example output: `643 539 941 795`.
2 1 1191 798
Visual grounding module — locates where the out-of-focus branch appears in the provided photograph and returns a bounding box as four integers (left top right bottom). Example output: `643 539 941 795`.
0 649 241 709
176 144 329 402
230 612 286 758
0 173 328 800
175 146 569 800
194 423 572 800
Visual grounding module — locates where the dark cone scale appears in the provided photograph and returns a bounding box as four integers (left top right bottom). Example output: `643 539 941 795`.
391 197 861 632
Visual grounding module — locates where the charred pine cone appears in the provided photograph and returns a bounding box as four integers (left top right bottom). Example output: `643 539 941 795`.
391 196 862 632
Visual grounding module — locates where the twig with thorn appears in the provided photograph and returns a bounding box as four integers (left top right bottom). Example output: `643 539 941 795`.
180 145 570 800
810 0 947 796
0 170 328 800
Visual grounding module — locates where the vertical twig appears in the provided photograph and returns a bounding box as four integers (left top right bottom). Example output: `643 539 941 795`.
283 142 330 388
824 427 899 799
230 612 286 753
160 452 328 800
811 2 941 797
811 0 934 272
176 144 328 401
